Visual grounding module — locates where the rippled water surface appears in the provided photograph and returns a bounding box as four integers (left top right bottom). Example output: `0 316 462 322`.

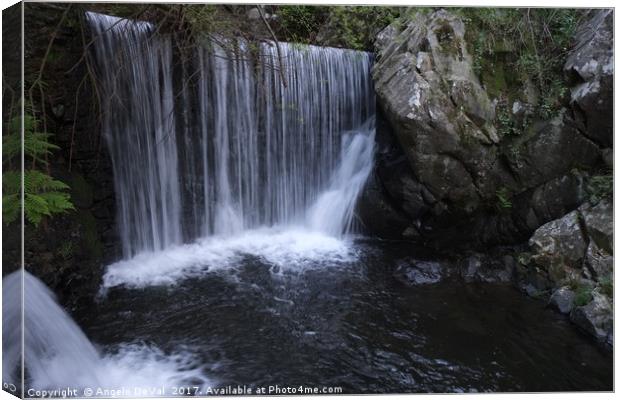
78 238 613 393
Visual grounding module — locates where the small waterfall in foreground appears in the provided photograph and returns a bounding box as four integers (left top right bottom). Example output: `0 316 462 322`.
86 12 375 258
3 271 102 388
3 271 210 394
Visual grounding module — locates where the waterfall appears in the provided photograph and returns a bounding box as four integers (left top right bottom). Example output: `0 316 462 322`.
3 271 102 389
86 13 182 257
86 12 375 258
307 117 376 235
2 271 209 394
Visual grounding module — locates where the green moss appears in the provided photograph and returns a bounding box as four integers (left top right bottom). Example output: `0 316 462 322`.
586 174 613 204
57 240 74 260
598 277 613 298
77 210 103 259
456 8 583 122
70 172 93 208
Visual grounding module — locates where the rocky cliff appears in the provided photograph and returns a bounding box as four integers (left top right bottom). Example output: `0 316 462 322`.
361 9 612 249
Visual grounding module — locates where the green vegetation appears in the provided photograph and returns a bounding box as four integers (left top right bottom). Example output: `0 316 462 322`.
495 187 513 210
277 5 327 44
277 5 399 50
2 114 74 227
586 174 613 204
573 285 593 307
57 240 74 260
457 8 582 122
598 276 613 298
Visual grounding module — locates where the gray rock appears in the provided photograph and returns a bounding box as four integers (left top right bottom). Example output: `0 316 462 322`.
460 253 513 283
395 260 444 285
367 9 606 248
373 9 499 219
585 241 613 279
548 286 576 314
357 171 413 239
246 7 261 20
581 199 613 254
564 10 613 147
504 113 600 190
529 210 587 273
570 291 613 342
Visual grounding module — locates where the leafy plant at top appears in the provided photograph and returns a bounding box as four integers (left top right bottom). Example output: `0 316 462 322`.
277 5 327 43
457 8 583 120
2 114 74 227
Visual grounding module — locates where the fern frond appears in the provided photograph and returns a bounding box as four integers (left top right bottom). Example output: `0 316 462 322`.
23 170 70 193
2 134 22 161
39 191 75 214
24 193 51 226
2 171 21 194
2 193 20 225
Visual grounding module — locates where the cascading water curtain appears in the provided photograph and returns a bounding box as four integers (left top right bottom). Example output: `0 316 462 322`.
87 12 182 257
87 13 375 258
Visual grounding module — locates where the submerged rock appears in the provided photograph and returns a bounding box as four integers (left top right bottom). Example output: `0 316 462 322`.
459 253 514 284
394 259 444 285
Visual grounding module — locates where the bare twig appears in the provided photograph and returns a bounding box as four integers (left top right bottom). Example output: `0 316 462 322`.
257 6 287 88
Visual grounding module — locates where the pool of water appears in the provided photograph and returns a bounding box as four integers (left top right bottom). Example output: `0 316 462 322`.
77 238 612 394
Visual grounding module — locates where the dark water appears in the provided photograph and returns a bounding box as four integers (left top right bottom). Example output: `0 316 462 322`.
78 240 612 393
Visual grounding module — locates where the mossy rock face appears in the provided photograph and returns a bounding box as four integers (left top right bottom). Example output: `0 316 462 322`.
367 9 609 248
76 210 104 260
69 172 94 209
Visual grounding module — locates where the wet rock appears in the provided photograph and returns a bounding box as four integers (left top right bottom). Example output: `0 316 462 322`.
395 259 444 285
548 286 576 314
564 9 613 147
570 291 613 343
460 253 514 283
357 171 412 239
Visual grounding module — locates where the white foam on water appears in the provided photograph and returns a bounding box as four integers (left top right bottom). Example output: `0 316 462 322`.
102 227 358 290
30 343 210 397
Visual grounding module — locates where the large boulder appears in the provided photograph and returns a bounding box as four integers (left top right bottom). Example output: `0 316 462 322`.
570 291 613 344
373 10 500 218
564 9 613 148
365 9 606 248
528 210 587 275
581 199 613 254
